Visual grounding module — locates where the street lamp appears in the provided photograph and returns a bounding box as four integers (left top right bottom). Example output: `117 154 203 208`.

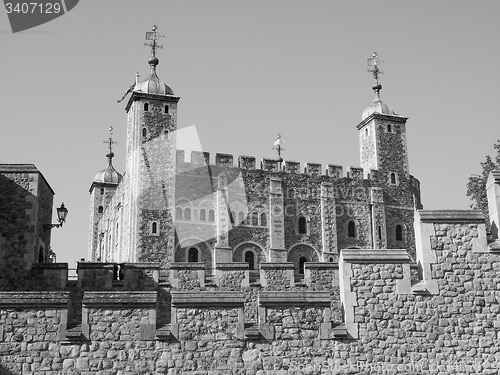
44 203 68 230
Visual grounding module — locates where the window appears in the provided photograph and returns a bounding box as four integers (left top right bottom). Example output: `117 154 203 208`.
390 173 396 184
387 124 392 133
144 103 149 111
98 206 104 214
378 226 382 240
100 188 104 195
175 207 182 220
329 257 334 262
260 213 267 227
396 225 403 241
188 247 199 262
365 128 369 137
245 251 255 270
165 105 169 114
299 257 307 275
298 216 307 234
38 246 44 263
142 128 147 137
151 222 158 234
208 209 215 222
348 221 356 238
230 211 235 224
251 212 258 226
184 208 191 220
199 209 206 221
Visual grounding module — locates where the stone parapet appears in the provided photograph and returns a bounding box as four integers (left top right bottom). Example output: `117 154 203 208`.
260 262 294 289
238 155 256 169
76 262 115 290
30 263 68 290
305 162 321 176
170 262 205 289
215 153 233 167
304 262 338 290
122 262 159 290
214 263 249 288
284 160 300 174
0 291 69 307
347 167 364 180
261 158 280 172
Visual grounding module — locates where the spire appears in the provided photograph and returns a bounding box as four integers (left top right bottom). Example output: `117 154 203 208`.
273 134 285 170
92 127 123 186
104 126 117 166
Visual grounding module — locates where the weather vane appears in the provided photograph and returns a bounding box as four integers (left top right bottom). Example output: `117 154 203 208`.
367 52 384 84
104 127 117 155
273 134 285 170
144 24 165 58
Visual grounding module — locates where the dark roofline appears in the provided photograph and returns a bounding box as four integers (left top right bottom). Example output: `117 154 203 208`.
0 164 55 195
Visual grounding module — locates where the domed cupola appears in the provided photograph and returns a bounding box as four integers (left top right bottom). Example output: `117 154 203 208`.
93 151 123 184
133 25 174 96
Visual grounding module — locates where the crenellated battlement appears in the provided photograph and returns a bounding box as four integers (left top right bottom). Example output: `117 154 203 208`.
175 149 381 180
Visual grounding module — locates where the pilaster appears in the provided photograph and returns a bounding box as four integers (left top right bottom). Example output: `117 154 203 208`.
320 182 337 260
370 187 387 249
269 177 285 262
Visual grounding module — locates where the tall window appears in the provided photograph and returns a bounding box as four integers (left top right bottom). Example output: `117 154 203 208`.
164 105 169 114
396 225 403 241
260 213 267 227
184 208 191 220
299 257 307 275
387 124 392 132
251 212 259 226
98 206 103 214
245 251 255 270
152 222 157 234
230 211 235 224
208 209 215 222
390 173 396 184
298 216 307 234
378 226 382 240
100 188 104 195
188 247 199 262
199 209 206 221
144 103 149 111
142 128 147 137
348 221 356 238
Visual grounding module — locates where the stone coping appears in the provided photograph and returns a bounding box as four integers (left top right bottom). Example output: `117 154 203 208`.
122 263 160 270
260 262 294 270
77 262 115 270
170 262 205 270
31 263 68 270
418 209 485 223
171 291 245 307
83 291 157 307
258 291 332 307
215 262 249 270
341 249 411 264
304 262 338 270
0 291 69 306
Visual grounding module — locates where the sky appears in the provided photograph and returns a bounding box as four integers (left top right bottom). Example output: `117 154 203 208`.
0 1 499 266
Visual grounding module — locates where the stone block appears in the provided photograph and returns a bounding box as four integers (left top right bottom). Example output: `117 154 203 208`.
238 155 256 169
261 158 280 172
327 164 343 178
347 167 363 180
305 163 322 176
284 161 300 173
215 153 234 167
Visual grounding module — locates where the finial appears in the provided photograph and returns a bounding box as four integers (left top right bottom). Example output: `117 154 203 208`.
273 134 285 169
144 24 165 68
103 127 117 162
367 52 384 95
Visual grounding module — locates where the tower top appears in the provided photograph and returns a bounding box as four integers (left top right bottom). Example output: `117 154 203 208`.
362 52 396 120
92 127 122 187
144 24 165 68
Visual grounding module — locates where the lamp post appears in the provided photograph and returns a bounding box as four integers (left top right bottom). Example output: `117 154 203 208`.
44 203 68 230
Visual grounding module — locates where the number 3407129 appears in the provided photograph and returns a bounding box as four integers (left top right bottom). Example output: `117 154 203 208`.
5 2 61 14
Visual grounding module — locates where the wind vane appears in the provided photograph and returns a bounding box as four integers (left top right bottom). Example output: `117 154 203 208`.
367 52 384 84
104 127 117 155
144 24 165 58
273 134 285 169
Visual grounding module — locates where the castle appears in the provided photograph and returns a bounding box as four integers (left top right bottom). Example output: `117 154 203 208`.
1 27 500 374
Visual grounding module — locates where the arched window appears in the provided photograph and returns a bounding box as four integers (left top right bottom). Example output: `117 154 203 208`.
299 257 307 275
188 247 199 262
199 209 206 221
298 216 307 234
396 224 403 241
184 207 191 220
245 251 255 270
260 213 267 227
329 257 334 262
164 105 169 114
98 206 103 214
251 212 259 226
390 173 396 184
378 226 382 240
208 209 215 222
144 103 149 111
175 207 183 220
387 124 392 133
152 222 157 234
100 188 104 195
348 221 356 238
238 211 244 225
142 128 147 137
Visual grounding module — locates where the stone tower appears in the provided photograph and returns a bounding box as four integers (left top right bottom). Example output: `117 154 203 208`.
121 26 180 264
356 53 413 249
88 139 122 261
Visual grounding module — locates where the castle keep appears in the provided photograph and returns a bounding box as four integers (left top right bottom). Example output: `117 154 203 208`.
1 28 500 374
